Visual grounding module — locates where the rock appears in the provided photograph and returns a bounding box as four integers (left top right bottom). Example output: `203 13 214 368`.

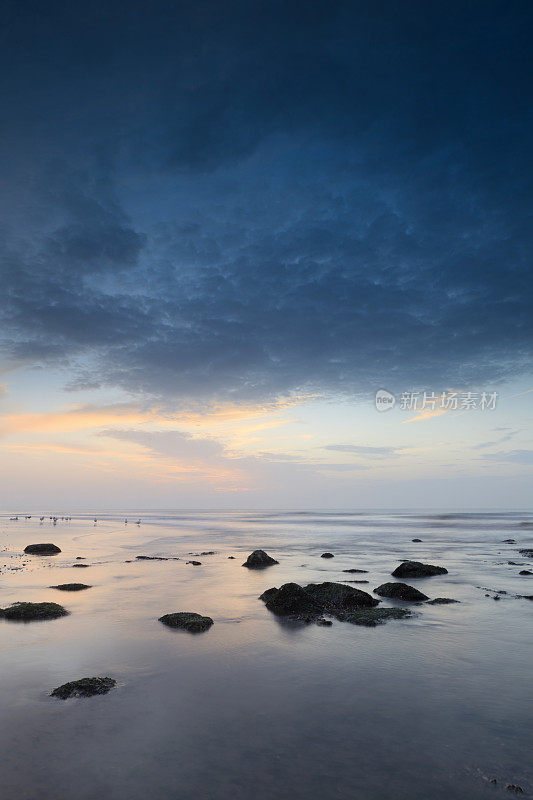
412 538 423 542
50 583 91 591
242 550 279 568
520 595 533 600
342 579 369 584
502 539 516 544
76 556 85 560
260 583 322 616
187 560 202 565
136 555 179 561
508 561 521 565
342 568 368 573
316 618 333 627
158 612 213 632
71 563 90 567
305 582 379 609
321 552 334 558
0 602 68 620
374 582 429 601
51 677 116 699
391 560 448 578
341 608 413 627
190 551 215 556
228 556 236 559
23 543 61 555
426 597 460 604
518 549 533 557
519 570 533 575
506 786 524 794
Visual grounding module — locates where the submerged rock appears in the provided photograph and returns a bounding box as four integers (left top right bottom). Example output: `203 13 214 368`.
426 597 460 605
374 582 429 601
158 611 214 632
391 560 448 578
71 563 90 568
518 549 533 558
502 539 516 544
342 568 368 573
136 555 179 561
50 583 91 591
187 560 202 565
321 552 334 558
23 543 61 555
242 550 279 568
341 607 413 627
1 601 68 620
51 676 116 699
412 538 423 542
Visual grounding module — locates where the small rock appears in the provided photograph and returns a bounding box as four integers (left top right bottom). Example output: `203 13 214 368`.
426 597 460 604
242 550 279 568
50 583 91 591
76 556 85 560
342 568 368 573
228 556 236 559
374 582 429 601
316 618 333 627
51 677 116 699
23 543 61 555
158 612 213 632
412 538 423 542
518 549 533 557
502 539 516 544
71 563 90 568
391 560 448 578
1 602 68 621
187 560 202 565
519 570 532 575
321 552 334 558
506 786 524 794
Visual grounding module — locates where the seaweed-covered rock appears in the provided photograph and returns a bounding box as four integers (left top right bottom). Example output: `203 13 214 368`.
426 597 460 604
391 560 448 578
374 582 428 601
305 582 379 609
341 608 413 627
23 543 61 555
50 583 91 591
51 677 116 699
242 550 279 568
342 568 368 573
158 611 213 632
259 583 322 616
1 602 68 620
321 552 334 558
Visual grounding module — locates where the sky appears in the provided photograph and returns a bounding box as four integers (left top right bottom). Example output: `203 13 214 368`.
0 0 531 510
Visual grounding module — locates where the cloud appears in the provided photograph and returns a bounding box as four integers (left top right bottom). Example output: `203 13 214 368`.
323 445 401 457
0 1 531 404
480 450 533 465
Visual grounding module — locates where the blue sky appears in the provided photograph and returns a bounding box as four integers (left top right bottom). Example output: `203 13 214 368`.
0 1 531 508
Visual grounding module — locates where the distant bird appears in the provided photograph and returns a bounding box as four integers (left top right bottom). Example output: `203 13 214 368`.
93 518 97 524
135 519 141 525
10 516 18 521
124 519 128 524
39 516 44 522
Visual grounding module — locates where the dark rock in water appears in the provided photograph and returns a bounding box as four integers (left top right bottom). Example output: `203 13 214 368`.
24 543 61 555
242 549 279 568
343 579 369 584
519 570 533 575
321 552 334 558
520 595 533 600
374 582 429 601
158 612 213 632
502 539 516 544
342 568 368 573
51 676 116 699
341 608 413 627
190 551 216 556
391 560 448 578
76 556 85 560
412 538 423 542
50 583 91 591
187 560 202 565
228 556 236 559
493 595 500 601
71 563 90 568
508 561 521 565
518 549 533 558
506 785 524 794
260 583 322 616
426 597 460 604
1 602 68 620
136 555 179 561
316 618 333 627
305 582 379 609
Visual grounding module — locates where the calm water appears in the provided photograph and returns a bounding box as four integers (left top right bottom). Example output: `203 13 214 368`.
0 510 532 800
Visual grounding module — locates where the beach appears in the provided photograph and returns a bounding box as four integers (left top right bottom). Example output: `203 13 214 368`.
0 510 531 799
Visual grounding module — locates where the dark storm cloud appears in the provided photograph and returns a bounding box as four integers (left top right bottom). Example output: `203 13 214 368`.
0 0 531 401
